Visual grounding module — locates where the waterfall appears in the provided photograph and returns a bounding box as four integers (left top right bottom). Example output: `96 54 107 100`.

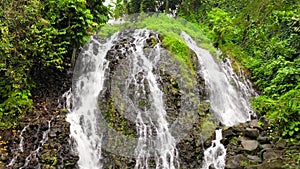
181 31 256 126
127 30 178 169
7 125 29 167
7 119 53 169
65 33 118 169
181 31 256 169
65 29 178 169
201 129 226 169
65 27 255 169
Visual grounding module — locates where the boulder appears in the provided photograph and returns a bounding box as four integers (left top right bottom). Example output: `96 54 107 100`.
246 155 262 163
240 138 259 151
262 149 283 161
257 136 270 144
244 128 259 139
261 144 273 149
258 158 285 169
275 139 287 149
226 154 247 169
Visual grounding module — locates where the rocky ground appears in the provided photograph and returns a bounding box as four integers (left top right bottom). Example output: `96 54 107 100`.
220 120 300 169
0 69 79 169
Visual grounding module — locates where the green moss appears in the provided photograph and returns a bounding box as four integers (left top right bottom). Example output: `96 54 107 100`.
99 97 136 138
96 14 220 92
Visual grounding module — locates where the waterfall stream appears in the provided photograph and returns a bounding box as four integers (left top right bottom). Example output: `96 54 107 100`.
201 129 226 169
7 118 53 169
65 33 118 169
66 29 178 169
64 29 255 169
181 31 256 169
128 30 178 169
181 32 256 126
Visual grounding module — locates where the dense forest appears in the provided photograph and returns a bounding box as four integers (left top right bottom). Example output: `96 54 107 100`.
1 0 299 166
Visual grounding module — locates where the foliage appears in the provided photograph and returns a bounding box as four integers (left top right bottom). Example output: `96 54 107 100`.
125 0 180 14
202 0 300 139
253 88 300 138
0 0 109 128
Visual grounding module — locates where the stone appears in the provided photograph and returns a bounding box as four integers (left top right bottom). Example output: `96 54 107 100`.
258 158 285 169
246 155 262 163
275 139 287 149
226 154 247 169
262 149 282 161
249 119 264 131
244 128 259 139
223 127 236 138
241 138 259 151
261 144 273 149
245 165 261 169
257 136 270 144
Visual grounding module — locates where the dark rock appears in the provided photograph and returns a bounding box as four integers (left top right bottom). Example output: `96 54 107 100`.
226 154 247 169
261 144 273 149
244 128 259 139
257 136 270 144
262 149 283 161
258 158 285 169
275 139 287 149
246 155 262 163
223 127 236 138
49 131 57 138
240 138 259 151
209 164 216 169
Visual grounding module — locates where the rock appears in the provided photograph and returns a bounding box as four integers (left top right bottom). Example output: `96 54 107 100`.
226 154 247 169
258 158 285 169
246 155 262 163
275 139 286 149
209 164 216 169
244 128 259 139
0 155 7 162
241 138 259 151
49 130 57 137
262 149 283 161
223 127 236 138
257 136 270 144
245 165 260 169
261 144 273 149
249 119 261 129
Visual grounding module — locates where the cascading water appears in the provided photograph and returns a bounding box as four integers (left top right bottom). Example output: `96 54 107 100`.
181 31 256 126
125 30 178 169
201 129 226 169
65 33 118 169
66 29 178 169
7 125 29 167
181 31 256 169
20 119 53 169
7 118 53 169
65 25 256 169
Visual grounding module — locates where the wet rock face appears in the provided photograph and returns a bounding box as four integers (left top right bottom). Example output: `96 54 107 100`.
96 29 207 168
1 111 78 169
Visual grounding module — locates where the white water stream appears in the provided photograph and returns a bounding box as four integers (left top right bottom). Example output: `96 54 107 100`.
201 129 226 169
181 31 255 126
7 118 53 169
181 31 256 169
127 30 178 169
66 29 178 169
64 29 255 169
65 33 118 169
